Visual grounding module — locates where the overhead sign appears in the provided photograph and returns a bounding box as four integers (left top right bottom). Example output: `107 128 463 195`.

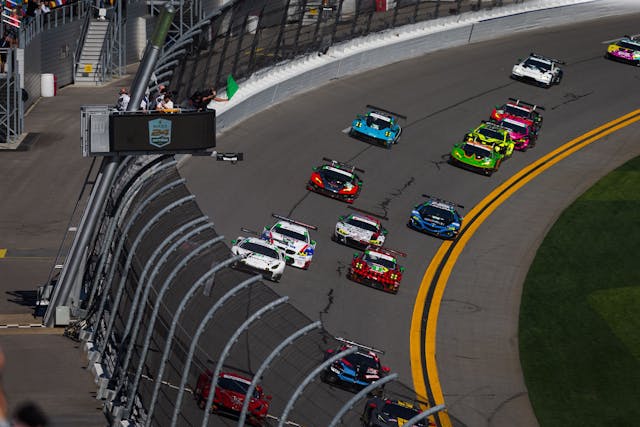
109 110 216 154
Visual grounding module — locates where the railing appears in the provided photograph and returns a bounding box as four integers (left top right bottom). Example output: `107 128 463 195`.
0 48 23 144
95 21 113 84
17 0 92 48
72 6 93 84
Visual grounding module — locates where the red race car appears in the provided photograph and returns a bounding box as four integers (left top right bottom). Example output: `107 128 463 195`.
194 371 271 426
490 98 544 132
307 157 364 203
348 246 406 294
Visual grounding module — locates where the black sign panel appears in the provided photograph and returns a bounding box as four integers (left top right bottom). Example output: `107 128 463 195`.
109 110 215 153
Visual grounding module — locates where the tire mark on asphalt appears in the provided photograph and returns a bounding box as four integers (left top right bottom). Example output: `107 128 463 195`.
377 176 415 219
550 91 594 110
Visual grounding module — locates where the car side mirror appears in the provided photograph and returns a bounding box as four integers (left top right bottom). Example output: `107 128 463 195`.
266 395 273 401
368 402 377 409
311 240 316 245
382 229 388 235
353 253 359 258
381 366 391 373
338 216 345 221
231 239 237 245
400 267 405 272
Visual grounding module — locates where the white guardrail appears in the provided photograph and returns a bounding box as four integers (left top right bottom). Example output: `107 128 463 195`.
209 0 636 135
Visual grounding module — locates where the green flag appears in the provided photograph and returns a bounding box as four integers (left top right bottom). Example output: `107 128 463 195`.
226 74 239 99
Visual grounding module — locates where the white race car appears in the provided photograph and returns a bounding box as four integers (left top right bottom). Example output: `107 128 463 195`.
511 53 564 88
333 213 386 250
231 236 286 282
262 214 317 270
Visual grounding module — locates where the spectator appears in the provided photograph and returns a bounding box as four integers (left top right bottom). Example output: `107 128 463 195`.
156 93 174 111
116 87 130 111
38 0 51 14
152 84 167 110
202 87 228 110
139 90 150 111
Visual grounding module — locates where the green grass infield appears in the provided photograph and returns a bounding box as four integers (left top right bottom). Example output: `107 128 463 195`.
519 156 640 426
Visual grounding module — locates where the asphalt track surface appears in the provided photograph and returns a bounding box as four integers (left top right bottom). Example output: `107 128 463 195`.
180 10 640 427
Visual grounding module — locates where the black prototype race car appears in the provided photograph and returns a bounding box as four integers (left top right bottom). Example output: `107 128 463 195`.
307 157 364 203
362 396 434 427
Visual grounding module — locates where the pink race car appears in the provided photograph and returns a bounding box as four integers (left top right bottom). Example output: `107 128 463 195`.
498 117 537 151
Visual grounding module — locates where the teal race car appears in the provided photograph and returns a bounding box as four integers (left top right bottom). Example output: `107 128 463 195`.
350 105 406 149
449 140 505 176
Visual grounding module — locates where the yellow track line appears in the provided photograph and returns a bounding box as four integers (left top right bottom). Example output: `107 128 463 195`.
410 108 640 425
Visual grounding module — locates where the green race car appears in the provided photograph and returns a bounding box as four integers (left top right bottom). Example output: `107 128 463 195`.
465 121 515 157
449 140 505 176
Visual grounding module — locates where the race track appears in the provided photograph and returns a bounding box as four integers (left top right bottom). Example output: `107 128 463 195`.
180 10 640 426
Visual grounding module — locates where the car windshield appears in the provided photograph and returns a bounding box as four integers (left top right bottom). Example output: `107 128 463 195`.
274 226 307 242
478 127 504 140
504 104 533 119
218 377 261 399
241 242 279 259
344 351 380 369
524 58 551 71
365 115 391 130
618 40 640 50
462 143 492 157
347 217 378 232
418 205 454 224
321 167 354 184
363 252 396 270
500 120 527 133
381 403 421 422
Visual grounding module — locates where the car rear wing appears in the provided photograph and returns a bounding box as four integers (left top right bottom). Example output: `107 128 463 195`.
335 337 385 355
322 157 365 173
422 194 464 209
271 214 318 230
530 52 566 65
507 98 545 111
348 205 388 221
365 104 407 120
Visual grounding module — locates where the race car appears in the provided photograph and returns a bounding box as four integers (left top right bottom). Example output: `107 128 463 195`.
490 98 544 132
261 214 317 269
605 35 640 66
194 371 271 426
333 212 387 250
362 397 434 427
407 195 464 239
348 247 405 294
321 337 390 391
230 235 286 282
307 157 364 203
350 105 406 148
511 52 564 87
497 117 537 151
449 140 505 176
465 121 515 156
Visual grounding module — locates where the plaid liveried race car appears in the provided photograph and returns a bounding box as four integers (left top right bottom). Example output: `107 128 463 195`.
511 53 564 88
194 371 271 426
261 214 317 269
333 212 387 250
465 121 515 156
490 98 544 132
322 338 390 391
449 140 505 176
408 195 464 239
497 117 537 151
605 35 640 66
348 247 405 294
307 157 364 203
230 235 286 282
362 397 435 427
350 105 406 148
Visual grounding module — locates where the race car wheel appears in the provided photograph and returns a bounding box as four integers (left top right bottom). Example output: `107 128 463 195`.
484 169 493 177
272 274 281 282
197 396 205 410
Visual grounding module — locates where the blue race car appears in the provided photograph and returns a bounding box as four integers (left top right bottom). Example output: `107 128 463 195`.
321 338 390 392
407 195 464 239
350 105 406 149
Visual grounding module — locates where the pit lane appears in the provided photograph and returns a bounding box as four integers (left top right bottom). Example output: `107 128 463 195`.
180 11 640 426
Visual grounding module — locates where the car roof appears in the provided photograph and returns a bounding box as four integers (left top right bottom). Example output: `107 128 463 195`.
619 37 640 47
502 117 527 127
365 249 395 262
505 102 533 113
348 213 380 226
274 221 307 234
465 141 493 151
323 165 354 177
369 111 391 122
241 236 278 248
526 55 552 64
221 372 252 385
426 200 454 211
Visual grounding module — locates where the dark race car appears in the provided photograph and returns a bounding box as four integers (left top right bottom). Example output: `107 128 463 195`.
194 371 271 426
408 195 464 240
362 397 435 427
307 157 364 203
348 247 406 294
490 98 544 132
322 338 390 391
350 105 407 148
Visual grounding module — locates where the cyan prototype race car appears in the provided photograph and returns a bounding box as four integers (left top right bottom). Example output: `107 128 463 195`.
350 105 406 148
230 235 286 282
307 157 364 203
261 214 317 270
605 35 640 66
408 195 464 239
333 212 387 250
322 337 390 391
511 53 564 88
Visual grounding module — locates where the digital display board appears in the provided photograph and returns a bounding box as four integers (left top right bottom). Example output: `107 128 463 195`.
109 110 215 153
